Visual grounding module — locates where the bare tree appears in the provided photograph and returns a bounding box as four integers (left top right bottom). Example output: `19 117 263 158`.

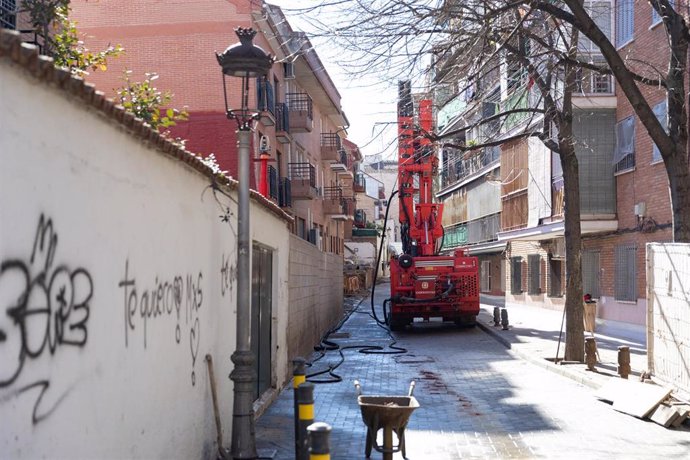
280 0 597 359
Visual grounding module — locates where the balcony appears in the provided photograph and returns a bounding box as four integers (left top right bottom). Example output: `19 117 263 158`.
287 92 313 132
267 167 292 209
330 150 351 173
288 162 316 200
441 146 500 190
275 102 291 144
320 133 341 161
257 78 276 127
353 173 366 193
343 198 356 217
322 186 344 215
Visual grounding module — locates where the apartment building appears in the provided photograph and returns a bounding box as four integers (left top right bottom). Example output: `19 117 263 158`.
432 52 506 296
61 0 357 254
430 2 679 326
577 1 676 326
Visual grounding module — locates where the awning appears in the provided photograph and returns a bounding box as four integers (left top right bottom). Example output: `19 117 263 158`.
497 219 618 242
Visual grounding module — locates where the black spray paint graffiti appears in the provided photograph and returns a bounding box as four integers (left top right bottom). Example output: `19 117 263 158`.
0 214 93 424
220 253 237 298
118 262 203 385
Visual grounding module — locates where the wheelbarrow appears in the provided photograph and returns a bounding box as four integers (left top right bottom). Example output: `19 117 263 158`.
354 380 419 460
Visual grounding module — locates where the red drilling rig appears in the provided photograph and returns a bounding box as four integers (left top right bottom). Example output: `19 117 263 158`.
387 81 480 331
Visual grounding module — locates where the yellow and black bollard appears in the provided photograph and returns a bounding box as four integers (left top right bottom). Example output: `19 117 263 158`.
296 382 315 460
307 422 332 460
293 358 307 458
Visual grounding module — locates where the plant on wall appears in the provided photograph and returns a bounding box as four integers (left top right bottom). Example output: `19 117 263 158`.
116 70 189 136
50 5 123 76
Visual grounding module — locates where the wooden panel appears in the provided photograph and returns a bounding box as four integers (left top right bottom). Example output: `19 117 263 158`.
501 190 528 231
442 188 468 226
500 139 528 196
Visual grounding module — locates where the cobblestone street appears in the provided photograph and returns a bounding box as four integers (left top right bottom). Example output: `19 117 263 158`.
256 286 690 459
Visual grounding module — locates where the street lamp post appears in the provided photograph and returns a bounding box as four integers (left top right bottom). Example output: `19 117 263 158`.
216 27 273 460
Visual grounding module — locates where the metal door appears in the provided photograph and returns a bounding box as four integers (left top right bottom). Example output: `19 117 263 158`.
251 243 273 400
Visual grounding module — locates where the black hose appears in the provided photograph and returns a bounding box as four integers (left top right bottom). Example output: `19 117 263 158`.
370 189 399 326
306 296 407 384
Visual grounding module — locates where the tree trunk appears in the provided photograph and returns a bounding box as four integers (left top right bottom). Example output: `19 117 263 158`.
560 141 584 362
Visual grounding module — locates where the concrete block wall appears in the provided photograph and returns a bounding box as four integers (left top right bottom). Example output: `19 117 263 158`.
287 235 344 372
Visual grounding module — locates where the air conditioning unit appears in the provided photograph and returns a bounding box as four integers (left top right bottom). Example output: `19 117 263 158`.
551 237 566 259
283 62 295 79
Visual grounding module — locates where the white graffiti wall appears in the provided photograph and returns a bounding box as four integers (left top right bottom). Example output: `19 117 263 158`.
0 59 290 458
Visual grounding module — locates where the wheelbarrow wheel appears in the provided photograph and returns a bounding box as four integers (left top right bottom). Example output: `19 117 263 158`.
365 428 373 457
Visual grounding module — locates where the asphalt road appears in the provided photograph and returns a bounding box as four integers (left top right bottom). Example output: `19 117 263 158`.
255 284 690 459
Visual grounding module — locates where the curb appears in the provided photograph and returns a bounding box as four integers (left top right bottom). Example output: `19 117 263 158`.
476 316 603 391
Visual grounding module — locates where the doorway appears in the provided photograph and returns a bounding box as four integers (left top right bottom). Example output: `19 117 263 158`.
251 243 273 400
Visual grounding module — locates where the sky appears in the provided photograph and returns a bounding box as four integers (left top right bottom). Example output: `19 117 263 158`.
266 1 401 162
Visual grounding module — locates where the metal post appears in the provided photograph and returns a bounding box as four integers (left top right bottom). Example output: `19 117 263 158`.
493 306 501 326
585 337 597 371
230 127 257 459
617 345 631 379
293 358 307 459
500 308 509 330
307 422 332 460
297 382 315 460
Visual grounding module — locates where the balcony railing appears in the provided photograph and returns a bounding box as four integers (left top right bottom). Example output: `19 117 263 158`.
1 2 45 52
286 92 313 132
442 212 500 251
353 173 366 193
279 177 292 208
288 162 316 200
320 133 341 161
275 102 290 142
441 146 500 189
1 1 17 30
268 165 279 201
257 78 275 118
575 67 613 95
322 186 344 215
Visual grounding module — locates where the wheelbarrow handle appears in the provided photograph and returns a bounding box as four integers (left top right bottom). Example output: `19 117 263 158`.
354 380 362 396
408 380 416 397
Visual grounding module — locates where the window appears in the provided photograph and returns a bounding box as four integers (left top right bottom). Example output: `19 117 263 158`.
613 116 635 172
582 250 601 299
528 255 541 295
616 0 634 47
614 244 637 301
652 100 667 163
548 257 563 297
652 0 675 25
511 257 522 294
580 2 612 52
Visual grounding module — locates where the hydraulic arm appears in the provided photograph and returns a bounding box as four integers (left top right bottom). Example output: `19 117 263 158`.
388 81 480 331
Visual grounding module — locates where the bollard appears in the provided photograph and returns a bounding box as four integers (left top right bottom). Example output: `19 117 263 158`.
307 422 332 460
617 346 631 379
493 306 501 326
296 382 315 460
500 308 509 330
293 358 307 459
585 337 597 371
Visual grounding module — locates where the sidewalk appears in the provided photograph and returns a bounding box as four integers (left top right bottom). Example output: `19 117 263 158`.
477 296 648 390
